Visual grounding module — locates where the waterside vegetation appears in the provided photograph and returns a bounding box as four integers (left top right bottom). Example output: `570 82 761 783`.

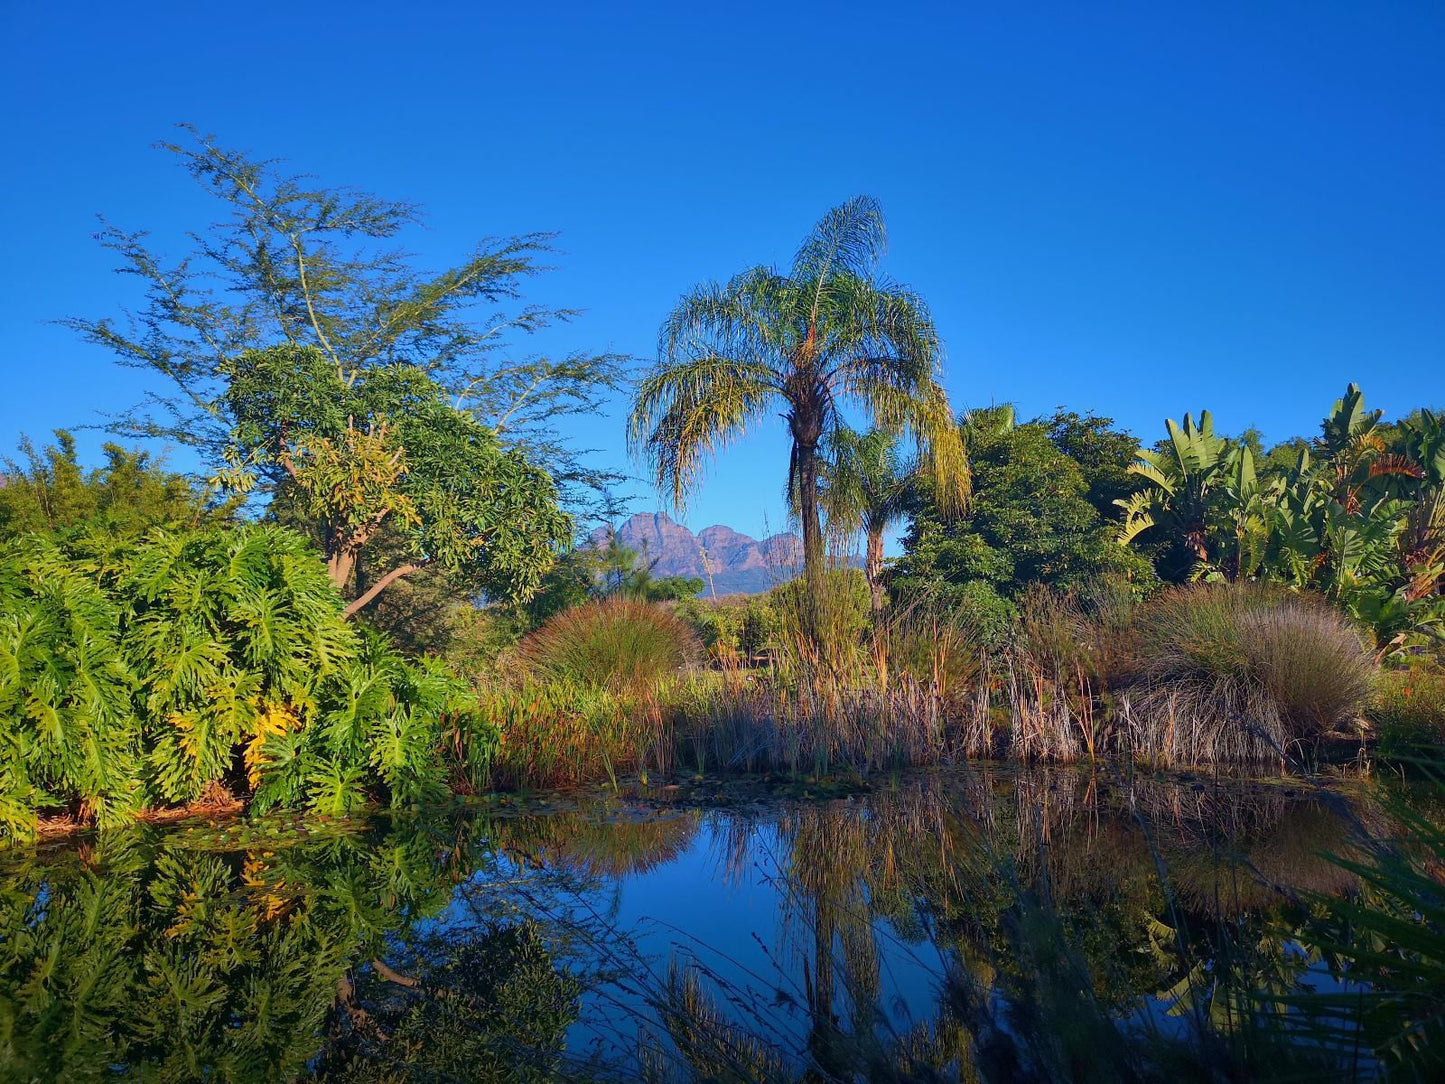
0 131 1439 847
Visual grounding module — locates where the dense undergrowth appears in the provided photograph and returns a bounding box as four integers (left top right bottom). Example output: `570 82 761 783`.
0 526 495 838
468 572 1430 794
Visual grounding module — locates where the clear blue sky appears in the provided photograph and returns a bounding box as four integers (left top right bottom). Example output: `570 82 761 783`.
2 0 1441 542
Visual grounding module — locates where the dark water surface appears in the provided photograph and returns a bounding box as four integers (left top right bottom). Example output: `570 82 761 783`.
0 768 1387 1081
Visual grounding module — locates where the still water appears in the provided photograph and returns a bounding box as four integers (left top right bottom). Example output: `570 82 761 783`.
0 767 1385 1081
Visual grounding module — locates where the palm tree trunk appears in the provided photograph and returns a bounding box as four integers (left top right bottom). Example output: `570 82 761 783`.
865 526 885 622
795 439 825 590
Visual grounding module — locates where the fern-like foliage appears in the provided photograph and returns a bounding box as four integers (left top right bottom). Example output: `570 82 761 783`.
0 524 496 839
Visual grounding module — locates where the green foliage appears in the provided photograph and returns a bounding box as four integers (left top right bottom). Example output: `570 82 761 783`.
1371 666 1445 754
675 594 780 661
64 127 627 518
0 525 493 838
893 406 1153 619
641 575 706 602
631 196 966 594
515 597 700 694
0 430 220 540
0 540 138 835
0 817 581 1082
815 426 944 620
1121 385 1445 653
224 344 573 610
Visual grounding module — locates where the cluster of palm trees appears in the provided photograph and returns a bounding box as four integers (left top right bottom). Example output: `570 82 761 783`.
630 199 1443 657
628 196 968 626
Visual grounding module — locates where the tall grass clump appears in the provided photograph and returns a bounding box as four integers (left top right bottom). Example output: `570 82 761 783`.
669 575 995 775
1007 587 1100 761
1127 582 1376 764
515 597 701 694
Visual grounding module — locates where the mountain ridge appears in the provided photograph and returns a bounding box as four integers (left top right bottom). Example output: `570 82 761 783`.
587 512 803 596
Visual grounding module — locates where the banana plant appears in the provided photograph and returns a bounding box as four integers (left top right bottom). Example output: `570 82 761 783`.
1117 410 1239 574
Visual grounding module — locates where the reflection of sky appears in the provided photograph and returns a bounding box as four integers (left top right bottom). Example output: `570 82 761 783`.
406 778 1380 1077
568 816 953 1065
428 810 954 1072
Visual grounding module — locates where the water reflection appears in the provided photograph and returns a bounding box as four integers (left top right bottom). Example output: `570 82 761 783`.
0 770 1386 1081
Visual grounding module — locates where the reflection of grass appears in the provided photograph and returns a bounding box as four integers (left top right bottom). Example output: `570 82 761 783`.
6 768 1442 1081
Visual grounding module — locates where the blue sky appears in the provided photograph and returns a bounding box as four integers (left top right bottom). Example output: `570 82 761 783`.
2 0 1442 542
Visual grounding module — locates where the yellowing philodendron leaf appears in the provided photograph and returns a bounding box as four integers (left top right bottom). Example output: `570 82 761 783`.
245 701 304 790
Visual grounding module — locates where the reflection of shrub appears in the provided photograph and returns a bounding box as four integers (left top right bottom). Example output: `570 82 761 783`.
1131 584 1375 762
1372 667 1445 753
516 597 699 693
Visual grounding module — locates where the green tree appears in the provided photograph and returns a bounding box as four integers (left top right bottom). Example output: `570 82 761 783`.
220 344 571 616
892 407 1150 633
0 430 217 539
629 197 967 606
1041 409 1141 523
815 427 937 622
62 127 628 518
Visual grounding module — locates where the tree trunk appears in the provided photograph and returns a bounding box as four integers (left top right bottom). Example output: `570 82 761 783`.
795 438 824 592
326 549 355 592
865 526 886 623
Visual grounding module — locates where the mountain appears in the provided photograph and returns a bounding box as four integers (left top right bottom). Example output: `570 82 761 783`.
588 512 803 596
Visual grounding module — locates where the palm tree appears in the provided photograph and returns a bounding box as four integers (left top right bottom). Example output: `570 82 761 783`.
629 197 967 607
815 427 945 622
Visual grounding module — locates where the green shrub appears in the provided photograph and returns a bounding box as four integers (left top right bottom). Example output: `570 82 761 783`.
1371 666 1445 753
0 541 138 834
0 525 490 837
676 595 781 664
515 597 700 693
1132 583 1376 762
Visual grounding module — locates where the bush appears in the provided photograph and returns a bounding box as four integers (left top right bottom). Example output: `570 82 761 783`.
515 597 700 694
1371 666 1445 754
0 525 489 837
1131 583 1376 763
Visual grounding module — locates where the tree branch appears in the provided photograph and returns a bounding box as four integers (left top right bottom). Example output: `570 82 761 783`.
343 560 427 618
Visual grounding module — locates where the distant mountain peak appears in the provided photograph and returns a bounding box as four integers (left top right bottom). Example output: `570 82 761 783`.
588 512 801 596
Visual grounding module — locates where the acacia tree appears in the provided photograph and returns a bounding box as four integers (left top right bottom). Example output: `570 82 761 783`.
629 197 967 604
223 344 572 616
63 126 628 519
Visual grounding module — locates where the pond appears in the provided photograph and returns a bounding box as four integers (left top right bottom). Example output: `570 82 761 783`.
0 767 1404 1081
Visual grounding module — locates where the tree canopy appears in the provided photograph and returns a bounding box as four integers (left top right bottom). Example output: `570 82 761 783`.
891 407 1152 635
223 344 573 615
63 126 628 518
